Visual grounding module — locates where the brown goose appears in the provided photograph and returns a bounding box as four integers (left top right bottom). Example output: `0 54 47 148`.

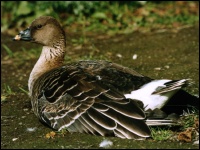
13 16 190 139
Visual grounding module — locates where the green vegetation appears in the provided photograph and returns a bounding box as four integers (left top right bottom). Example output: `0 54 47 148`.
1 84 15 103
2 44 13 57
150 111 199 141
150 126 174 141
2 44 40 65
18 87 29 95
1 1 199 35
180 111 199 131
3 84 14 96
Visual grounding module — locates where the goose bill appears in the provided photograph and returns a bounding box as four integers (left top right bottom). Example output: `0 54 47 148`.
13 28 32 41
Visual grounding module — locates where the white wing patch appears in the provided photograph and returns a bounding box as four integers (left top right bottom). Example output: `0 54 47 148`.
124 79 177 110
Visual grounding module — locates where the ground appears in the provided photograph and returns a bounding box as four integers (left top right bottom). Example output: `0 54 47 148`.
1 24 199 148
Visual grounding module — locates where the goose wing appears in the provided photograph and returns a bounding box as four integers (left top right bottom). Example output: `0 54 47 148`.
31 60 151 139
76 60 153 93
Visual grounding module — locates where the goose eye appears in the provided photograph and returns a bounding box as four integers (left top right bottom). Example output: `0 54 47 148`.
36 24 42 29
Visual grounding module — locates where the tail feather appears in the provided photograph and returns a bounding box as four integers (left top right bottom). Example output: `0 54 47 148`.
145 109 180 126
145 119 177 126
152 79 192 94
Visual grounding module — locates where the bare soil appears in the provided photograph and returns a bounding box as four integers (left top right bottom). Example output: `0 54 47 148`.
1 24 199 148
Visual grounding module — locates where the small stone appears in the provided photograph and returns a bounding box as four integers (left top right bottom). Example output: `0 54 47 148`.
12 138 18 141
116 54 122 58
132 54 138 60
154 67 162 70
193 140 199 145
26 127 37 132
164 65 170 69
99 139 113 148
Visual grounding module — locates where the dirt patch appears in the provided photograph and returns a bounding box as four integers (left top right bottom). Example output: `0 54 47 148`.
1 25 199 148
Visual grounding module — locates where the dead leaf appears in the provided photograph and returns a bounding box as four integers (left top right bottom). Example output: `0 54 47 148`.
178 128 193 142
45 131 56 139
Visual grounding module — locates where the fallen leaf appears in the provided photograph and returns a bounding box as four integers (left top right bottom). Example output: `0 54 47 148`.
45 131 56 139
178 128 193 142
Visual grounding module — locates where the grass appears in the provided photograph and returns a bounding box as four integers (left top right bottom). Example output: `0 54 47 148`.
1 1 199 35
1 84 15 103
150 110 199 141
2 44 41 65
71 37 87 45
179 111 199 131
63 1 199 34
150 126 174 141
3 84 14 95
2 44 13 57
19 87 29 95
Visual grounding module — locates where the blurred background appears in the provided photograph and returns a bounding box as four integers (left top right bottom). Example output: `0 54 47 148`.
1 1 199 35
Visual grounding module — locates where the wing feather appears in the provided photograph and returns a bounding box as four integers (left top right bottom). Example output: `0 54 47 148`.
32 60 151 139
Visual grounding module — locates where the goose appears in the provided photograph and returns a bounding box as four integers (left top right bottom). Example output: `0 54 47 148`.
13 16 191 139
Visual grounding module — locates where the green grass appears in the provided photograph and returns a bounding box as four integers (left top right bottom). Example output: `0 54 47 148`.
179 112 199 131
19 87 29 95
150 110 199 141
1 1 199 35
71 37 87 45
1 84 15 103
2 44 13 57
3 84 14 95
2 44 41 65
150 126 174 141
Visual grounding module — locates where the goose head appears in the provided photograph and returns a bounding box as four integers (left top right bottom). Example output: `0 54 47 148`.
13 16 66 47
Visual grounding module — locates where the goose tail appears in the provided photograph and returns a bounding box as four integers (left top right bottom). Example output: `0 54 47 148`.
145 109 180 126
152 79 193 95
145 119 178 126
